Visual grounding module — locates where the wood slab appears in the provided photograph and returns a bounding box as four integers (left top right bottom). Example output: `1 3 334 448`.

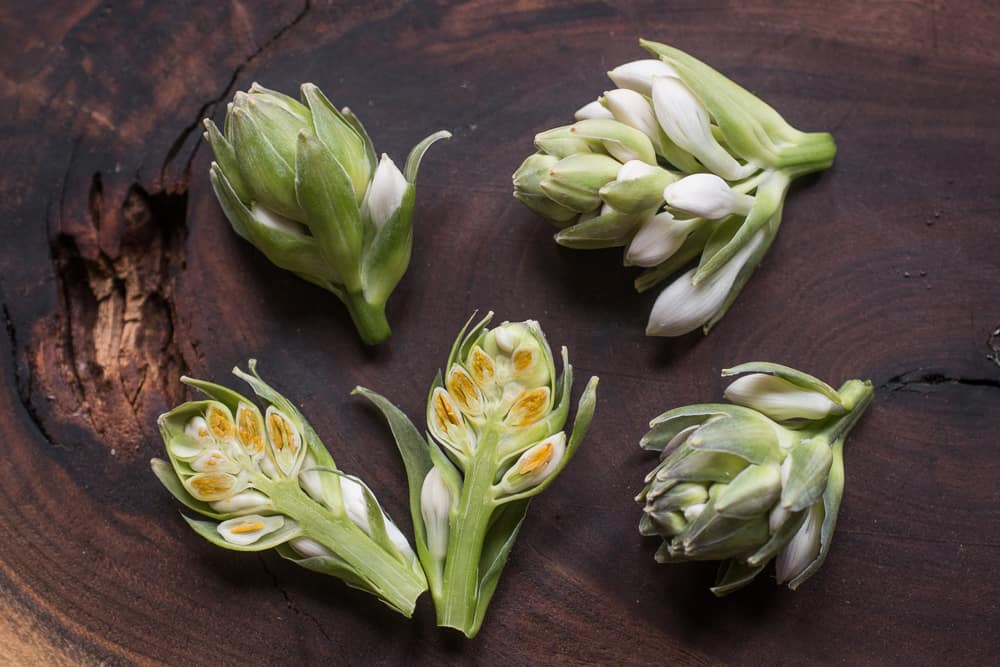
1 1 997 664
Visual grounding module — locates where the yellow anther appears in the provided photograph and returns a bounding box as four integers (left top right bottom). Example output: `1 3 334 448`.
267 412 298 452
230 521 264 535
206 405 235 440
469 346 495 385
513 348 534 372
186 472 237 501
434 391 462 429
506 387 550 427
519 442 554 474
236 405 265 455
446 367 482 414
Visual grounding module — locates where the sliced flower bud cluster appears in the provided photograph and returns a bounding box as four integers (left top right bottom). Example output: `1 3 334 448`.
203 82 450 345
636 362 872 595
151 361 427 616
512 39 837 337
357 312 599 638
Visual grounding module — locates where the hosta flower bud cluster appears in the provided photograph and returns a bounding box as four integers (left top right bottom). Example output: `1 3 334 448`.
636 362 872 594
357 312 598 637
151 361 427 616
513 40 837 337
203 82 449 345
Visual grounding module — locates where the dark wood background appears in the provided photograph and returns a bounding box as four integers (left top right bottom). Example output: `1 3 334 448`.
1 1 998 664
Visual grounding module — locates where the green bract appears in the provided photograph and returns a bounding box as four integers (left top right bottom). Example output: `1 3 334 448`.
512 40 836 337
204 82 450 345
150 361 427 616
637 362 873 594
356 312 599 637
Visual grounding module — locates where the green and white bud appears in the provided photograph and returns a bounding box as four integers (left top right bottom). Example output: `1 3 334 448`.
569 118 657 165
651 76 756 181
217 514 286 547
541 153 623 212
638 363 873 595
210 489 272 514
625 211 699 268
203 83 449 345
574 99 614 121
420 467 452 561
664 173 755 220
724 373 846 421
290 537 333 558
602 88 661 144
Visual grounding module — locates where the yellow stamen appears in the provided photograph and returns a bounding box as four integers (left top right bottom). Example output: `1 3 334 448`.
206 405 235 440
446 368 481 414
519 443 554 475
267 412 298 452
237 405 265 455
469 346 495 385
188 473 235 500
506 387 550 427
513 348 534 372
230 522 264 535
434 391 462 430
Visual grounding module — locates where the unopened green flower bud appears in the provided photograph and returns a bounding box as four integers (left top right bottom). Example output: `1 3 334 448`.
542 153 623 212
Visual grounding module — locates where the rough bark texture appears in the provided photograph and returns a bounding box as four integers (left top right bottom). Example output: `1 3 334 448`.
1 1 998 665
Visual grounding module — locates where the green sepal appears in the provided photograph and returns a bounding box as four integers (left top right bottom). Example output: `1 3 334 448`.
714 463 782 518
746 509 807 567
780 438 833 512
534 125 600 158
361 183 415 307
449 311 494 371
687 415 783 465
203 120 251 202
468 498 530 637
541 153 622 212
182 515 302 552
711 559 767 596
643 509 687 538
301 83 371 202
274 542 377 596
654 539 688 563
598 167 677 213
340 106 378 179
682 503 769 560
657 446 748 484
514 192 580 225
554 210 643 249
569 118 656 165
404 130 452 183
722 362 845 408
229 106 302 220
647 482 708 514
294 128 364 292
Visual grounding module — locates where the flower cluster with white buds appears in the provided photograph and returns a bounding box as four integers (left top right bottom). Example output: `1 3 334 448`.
203 82 450 345
636 362 872 594
151 361 427 616
513 40 837 337
356 312 598 638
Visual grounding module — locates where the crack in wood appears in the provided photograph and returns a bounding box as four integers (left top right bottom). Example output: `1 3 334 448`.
879 369 1000 393
257 554 334 645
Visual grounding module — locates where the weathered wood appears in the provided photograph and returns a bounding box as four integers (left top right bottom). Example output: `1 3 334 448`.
1 1 998 664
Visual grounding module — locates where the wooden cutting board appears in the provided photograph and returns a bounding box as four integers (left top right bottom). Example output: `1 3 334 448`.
1 1 997 664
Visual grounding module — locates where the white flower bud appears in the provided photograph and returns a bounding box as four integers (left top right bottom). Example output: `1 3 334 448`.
664 173 755 220
361 154 408 230
651 76 755 181
210 490 272 513
217 514 285 547
724 374 846 421
184 416 214 444
289 536 333 558
298 453 325 504
420 467 452 560
615 159 660 182
776 503 823 583
574 100 614 121
603 88 661 143
682 502 706 522
625 211 697 268
646 231 763 336
339 475 371 536
608 59 679 96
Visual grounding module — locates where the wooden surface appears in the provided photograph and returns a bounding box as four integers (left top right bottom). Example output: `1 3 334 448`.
1 1 998 664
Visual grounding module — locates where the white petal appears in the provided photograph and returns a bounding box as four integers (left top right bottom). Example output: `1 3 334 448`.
776 504 823 583
724 374 845 421
664 173 754 220
625 211 696 268
574 100 613 121
250 203 310 236
289 536 332 558
184 417 214 444
683 502 706 522
385 519 416 560
651 77 755 181
190 448 242 474
608 59 678 96
420 467 452 560
339 475 371 536
603 88 661 142
646 231 763 336
217 514 285 547
299 453 326 503
616 159 660 182
362 154 408 230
